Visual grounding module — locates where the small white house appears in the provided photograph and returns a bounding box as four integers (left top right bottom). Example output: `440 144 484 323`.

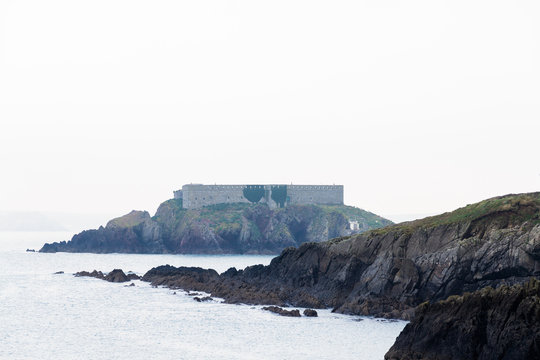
349 220 360 231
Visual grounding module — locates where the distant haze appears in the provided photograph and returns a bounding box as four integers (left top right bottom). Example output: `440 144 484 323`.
1 1 539 226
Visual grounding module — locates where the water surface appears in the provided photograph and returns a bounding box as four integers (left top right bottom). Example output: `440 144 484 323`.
0 232 406 359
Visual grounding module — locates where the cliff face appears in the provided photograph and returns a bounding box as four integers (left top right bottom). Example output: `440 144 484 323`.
385 279 540 360
39 201 391 254
141 193 540 319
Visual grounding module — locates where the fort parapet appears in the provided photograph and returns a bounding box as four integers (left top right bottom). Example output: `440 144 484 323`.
174 184 344 209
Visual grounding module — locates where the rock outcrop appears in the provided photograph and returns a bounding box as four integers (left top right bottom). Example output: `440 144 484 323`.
75 269 139 283
385 279 540 360
40 201 391 254
141 193 540 319
262 306 301 317
303 309 318 317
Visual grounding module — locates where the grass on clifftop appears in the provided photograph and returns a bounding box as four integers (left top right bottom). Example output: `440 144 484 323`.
368 192 540 236
106 210 150 228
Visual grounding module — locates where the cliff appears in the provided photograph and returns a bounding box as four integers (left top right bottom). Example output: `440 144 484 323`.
385 279 540 360
39 200 391 254
141 192 540 319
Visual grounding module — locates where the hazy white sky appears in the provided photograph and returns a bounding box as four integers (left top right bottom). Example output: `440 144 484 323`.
1 0 539 223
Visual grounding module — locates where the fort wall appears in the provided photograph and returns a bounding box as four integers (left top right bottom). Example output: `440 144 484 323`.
176 184 343 209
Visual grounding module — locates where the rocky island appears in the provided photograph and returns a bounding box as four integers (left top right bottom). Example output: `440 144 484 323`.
40 199 391 254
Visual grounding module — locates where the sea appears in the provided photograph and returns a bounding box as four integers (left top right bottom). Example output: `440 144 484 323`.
0 231 407 360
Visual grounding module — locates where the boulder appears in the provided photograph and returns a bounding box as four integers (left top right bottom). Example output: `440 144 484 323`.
303 309 318 317
104 269 130 283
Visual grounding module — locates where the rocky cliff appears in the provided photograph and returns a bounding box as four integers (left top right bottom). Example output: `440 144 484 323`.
141 193 540 319
385 279 540 360
39 200 391 254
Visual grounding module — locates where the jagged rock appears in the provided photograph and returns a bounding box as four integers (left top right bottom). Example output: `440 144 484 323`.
385 279 540 360
75 269 132 283
53 271 64 274
303 309 318 317
104 269 130 283
75 270 104 279
262 306 301 317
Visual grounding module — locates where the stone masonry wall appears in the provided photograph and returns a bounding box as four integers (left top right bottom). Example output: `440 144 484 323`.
179 184 343 209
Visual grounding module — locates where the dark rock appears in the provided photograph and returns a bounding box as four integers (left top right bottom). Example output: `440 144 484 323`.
385 278 540 360
127 273 140 280
75 269 131 283
303 309 318 317
104 269 130 283
75 270 104 279
193 296 213 302
26 249 35 252
53 271 64 274
124 283 136 287
262 306 301 317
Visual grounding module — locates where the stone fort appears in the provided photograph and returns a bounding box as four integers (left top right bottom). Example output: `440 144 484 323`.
174 184 344 209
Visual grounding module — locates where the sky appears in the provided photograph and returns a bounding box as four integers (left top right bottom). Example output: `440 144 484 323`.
1 0 539 227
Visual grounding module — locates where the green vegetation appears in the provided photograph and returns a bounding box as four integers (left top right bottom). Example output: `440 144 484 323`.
369 192 540 237
107 210 149 228
151 199 396 244
271 185 287 208
198 203 249 232
243 185 265 203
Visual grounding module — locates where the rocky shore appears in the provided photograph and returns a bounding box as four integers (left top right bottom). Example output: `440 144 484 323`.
140 193 540 320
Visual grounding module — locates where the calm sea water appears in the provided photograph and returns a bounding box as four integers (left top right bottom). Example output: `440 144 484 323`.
0 232 406 360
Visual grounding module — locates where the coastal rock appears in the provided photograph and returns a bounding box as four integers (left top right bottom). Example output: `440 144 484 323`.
262 306 301 317
75 270 104 279
75 269 134 283
104 269 130 283
303 309 318 317
39 201 391 255
127 273 140 281
141 193 540 319
385 278 540 360
193 296 213 302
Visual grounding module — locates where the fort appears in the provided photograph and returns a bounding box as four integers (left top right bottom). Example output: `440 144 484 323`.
174 184 344 209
